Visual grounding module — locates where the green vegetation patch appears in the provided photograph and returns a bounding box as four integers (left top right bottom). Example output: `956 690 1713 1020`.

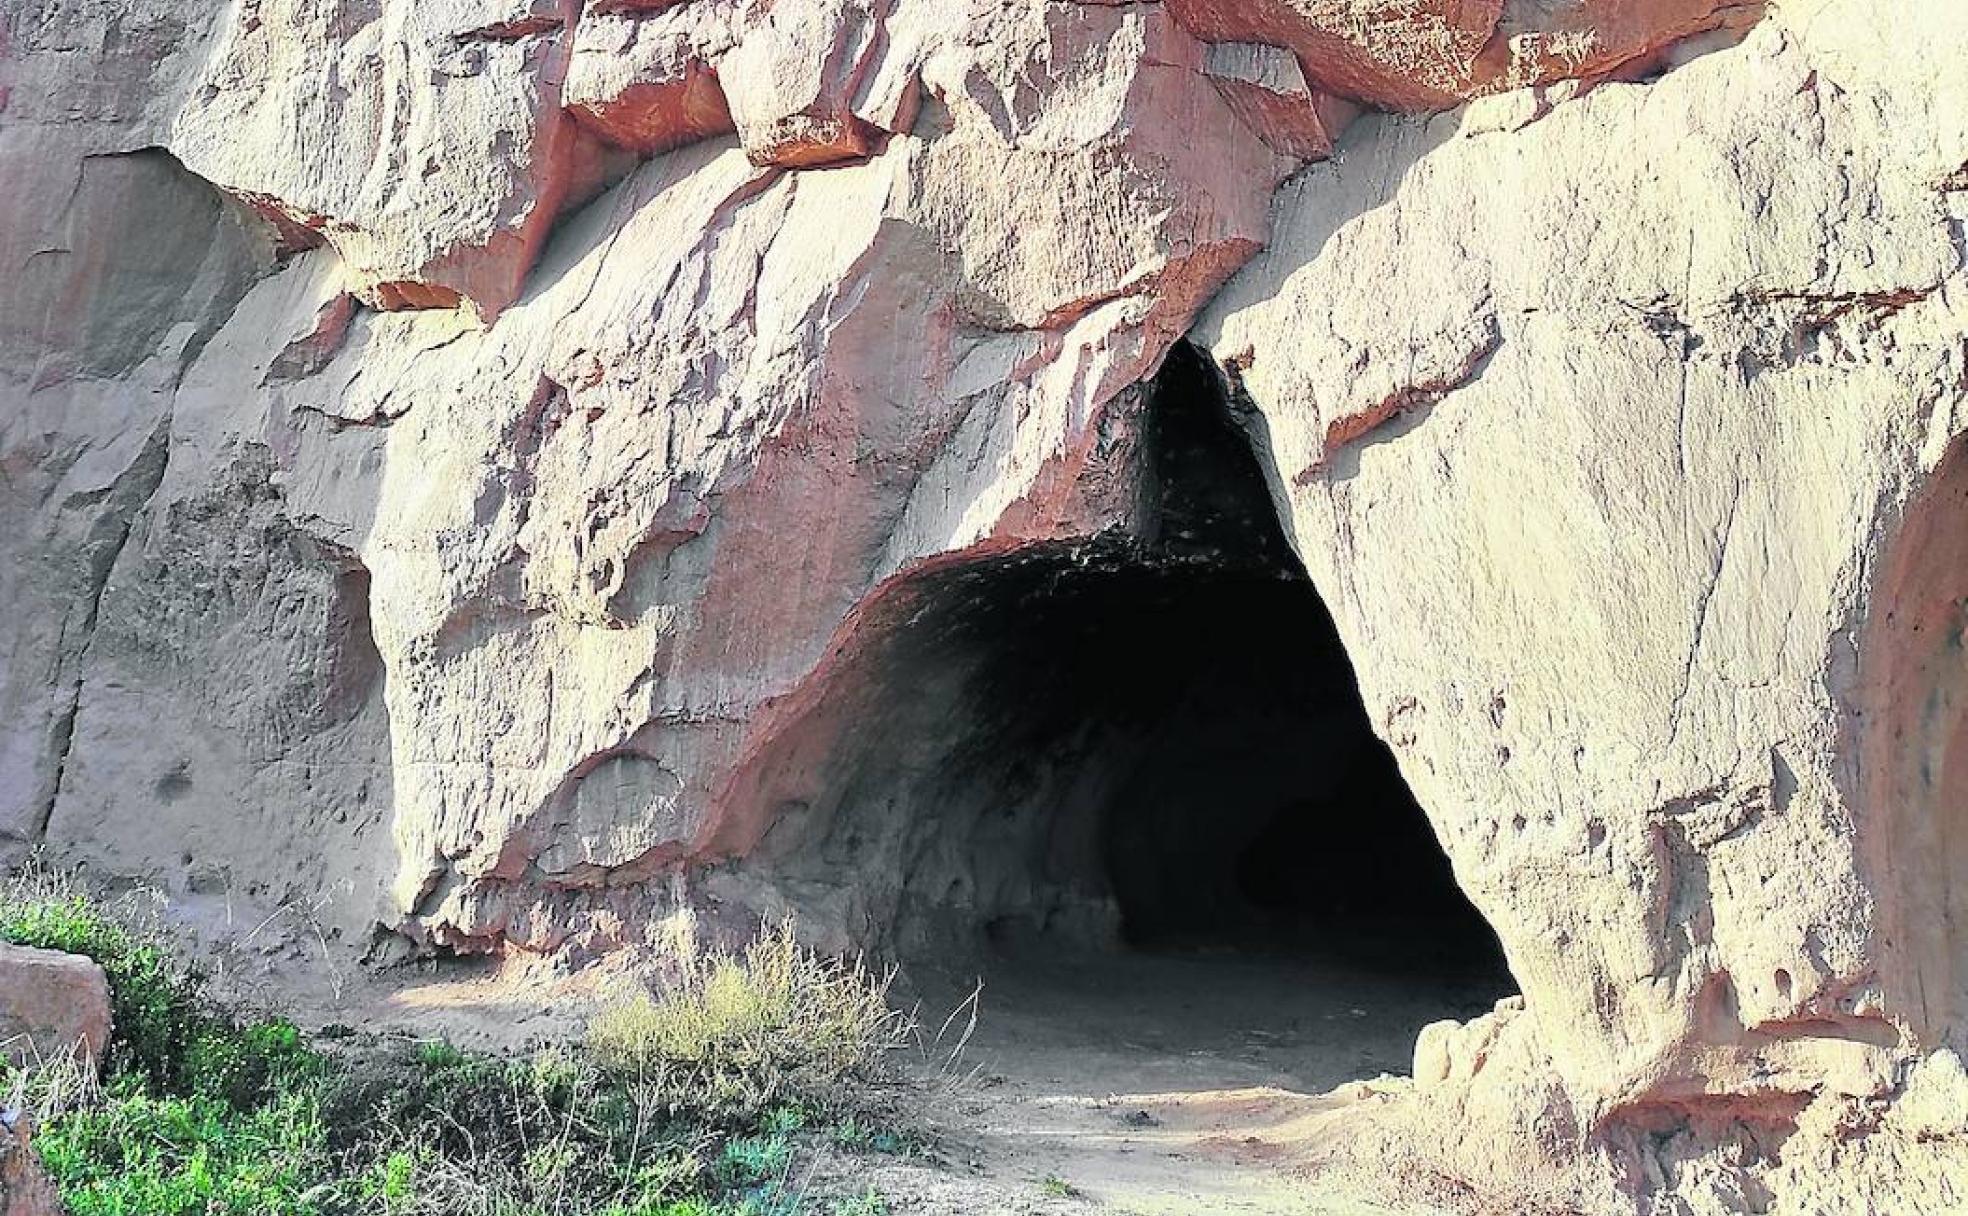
33 1087 328 1216
0 885 208 1093
2 872 915 1216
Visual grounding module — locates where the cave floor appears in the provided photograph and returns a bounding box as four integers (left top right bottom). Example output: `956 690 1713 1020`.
877 931 1511 1214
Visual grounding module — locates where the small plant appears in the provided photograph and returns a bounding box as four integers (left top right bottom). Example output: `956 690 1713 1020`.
366 1150 419 1215
1041 1172 1079 1199
622 1149 705 1204
411 1040 466 1071
828 1115 873 1150
831 1188 889 1216
716 1132 792 1188
588 920 912 1122
761 1103 810 1135
825 1115 913 1157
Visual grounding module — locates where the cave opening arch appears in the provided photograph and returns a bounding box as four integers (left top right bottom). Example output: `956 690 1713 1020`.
746 342 1514 1085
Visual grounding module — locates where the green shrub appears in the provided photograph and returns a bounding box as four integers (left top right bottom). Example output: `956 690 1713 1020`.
411 1040 466 1070
0 874 360 1213
31 1085 329 1216
185 1018 325 1110
0 889 206 1092
716 1133 792 1188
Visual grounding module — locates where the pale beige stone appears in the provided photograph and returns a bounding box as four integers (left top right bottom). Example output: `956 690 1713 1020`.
1201 1 1968 1114
1189 0 1968 1204
168 0 615 320
562 0 753 154
0 0 279 867
17 0 1289 957
717 0 884 167
6 0 1968 1208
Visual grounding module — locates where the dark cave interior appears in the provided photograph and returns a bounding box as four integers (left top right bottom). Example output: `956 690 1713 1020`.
755 343 1512 999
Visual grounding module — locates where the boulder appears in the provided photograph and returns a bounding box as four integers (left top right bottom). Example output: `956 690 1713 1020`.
0 944 111 1071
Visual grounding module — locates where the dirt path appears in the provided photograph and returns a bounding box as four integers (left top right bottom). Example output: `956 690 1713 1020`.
871 938 1513 1214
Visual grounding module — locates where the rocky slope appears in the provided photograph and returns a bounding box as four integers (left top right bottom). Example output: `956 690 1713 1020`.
4 0 1967 1210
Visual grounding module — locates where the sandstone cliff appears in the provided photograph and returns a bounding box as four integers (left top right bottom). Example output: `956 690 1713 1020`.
4 0 1966 1210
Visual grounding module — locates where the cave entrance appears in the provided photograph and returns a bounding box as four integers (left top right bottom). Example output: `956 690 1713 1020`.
753 342 1514 1093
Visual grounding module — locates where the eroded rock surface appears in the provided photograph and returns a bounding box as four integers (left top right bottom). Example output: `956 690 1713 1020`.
1205 0 1968 1111
1192 0 1968 1205
0 1120 60 1216
6 0 1968 1210
1163 0 1763 110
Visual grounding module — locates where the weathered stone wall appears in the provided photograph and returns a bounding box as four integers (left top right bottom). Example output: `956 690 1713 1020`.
5 0 1967 1208
1202 0 1968 1114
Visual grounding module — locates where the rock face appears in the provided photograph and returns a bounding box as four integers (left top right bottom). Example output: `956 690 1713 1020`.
5 0 1968 1209
1199 0 1968 1120
0 1119 61 1216
0 944 112 1070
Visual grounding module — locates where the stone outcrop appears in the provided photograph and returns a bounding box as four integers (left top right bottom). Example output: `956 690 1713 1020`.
0 944 111 1071
1201 0 1968 1128
5 0 1968 1210
1162 0 1767 109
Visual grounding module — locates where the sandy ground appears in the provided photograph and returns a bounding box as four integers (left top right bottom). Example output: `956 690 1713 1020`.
168 892 1509 1215
839 932 1514 1215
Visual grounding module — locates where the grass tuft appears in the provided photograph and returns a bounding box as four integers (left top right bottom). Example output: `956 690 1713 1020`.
588 920 911 1123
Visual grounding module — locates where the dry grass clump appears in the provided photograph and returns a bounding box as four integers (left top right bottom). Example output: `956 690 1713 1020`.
588 920 912 1122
